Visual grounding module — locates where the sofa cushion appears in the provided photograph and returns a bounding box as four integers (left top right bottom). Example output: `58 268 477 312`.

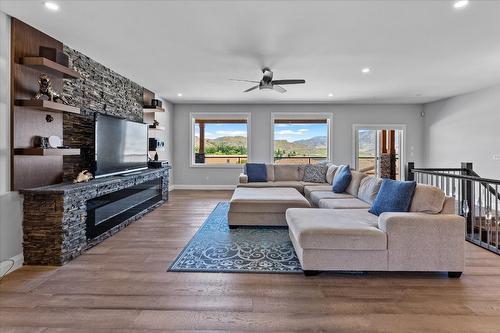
245 163 267 182
274 165 303 181
318 198 371 209
345 170 368 196
332 165 352 193
441 196 455 214
304 185 336 199
369 179 417 216
410 184 446 214
325 164 338 184
266 164 275 181
357 176 382 204
310 191 354 206
303 164 328 183
286 208 386 250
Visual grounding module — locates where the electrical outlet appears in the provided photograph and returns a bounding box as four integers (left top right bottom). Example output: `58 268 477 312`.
493 154 500 160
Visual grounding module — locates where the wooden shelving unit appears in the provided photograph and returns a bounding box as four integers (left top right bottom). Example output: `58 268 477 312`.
15 99 80 114
14 148 81 156
22 56 80 79
143 106 165 113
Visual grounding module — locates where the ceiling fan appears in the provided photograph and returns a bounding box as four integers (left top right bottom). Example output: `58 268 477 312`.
231 67 306 93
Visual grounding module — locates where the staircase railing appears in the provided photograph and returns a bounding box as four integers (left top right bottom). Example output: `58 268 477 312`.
407 162 500 255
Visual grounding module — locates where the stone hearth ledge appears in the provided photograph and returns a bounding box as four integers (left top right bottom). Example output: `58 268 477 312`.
20 167 171 265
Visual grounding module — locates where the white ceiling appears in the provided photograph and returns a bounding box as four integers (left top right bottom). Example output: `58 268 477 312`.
1 0 500 104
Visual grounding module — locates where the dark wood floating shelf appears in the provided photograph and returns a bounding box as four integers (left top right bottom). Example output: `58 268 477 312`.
15 99 80 114
148 126 165 131
143 106 165 113
14 148 81 156
21 57 80 79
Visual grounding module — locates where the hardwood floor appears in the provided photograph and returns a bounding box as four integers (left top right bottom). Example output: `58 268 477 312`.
1 190 500 332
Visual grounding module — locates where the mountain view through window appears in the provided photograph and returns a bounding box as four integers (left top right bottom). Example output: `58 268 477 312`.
273 122 328 164
194 121 248 165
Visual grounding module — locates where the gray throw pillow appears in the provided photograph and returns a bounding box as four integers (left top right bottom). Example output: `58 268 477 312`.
302 164 328 183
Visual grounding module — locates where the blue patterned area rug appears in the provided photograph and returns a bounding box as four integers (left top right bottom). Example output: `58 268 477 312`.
168 202 302 273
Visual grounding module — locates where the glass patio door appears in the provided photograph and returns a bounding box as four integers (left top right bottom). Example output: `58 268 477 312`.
354 126 404 180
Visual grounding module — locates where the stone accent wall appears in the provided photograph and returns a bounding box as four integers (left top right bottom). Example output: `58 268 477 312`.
62 45 144 122
21 167 170 265
63 113 95 181
61 45 145 180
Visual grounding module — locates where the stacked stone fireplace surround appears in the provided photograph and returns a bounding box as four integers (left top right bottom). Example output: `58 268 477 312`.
62 45 145 181
21 168 170 265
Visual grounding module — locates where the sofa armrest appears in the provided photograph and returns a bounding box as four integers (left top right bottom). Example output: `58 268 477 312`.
239 173 248 184
378 212 465 271
378 212 465 235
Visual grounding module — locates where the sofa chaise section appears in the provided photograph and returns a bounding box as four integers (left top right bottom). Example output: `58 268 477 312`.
287 209 388 271
286 193 465 276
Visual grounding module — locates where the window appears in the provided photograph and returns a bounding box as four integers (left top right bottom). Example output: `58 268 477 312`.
191 113 249 166
272 114 331 164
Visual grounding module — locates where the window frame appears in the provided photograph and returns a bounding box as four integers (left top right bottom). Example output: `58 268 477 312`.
190 112 251 168
270 112 333 164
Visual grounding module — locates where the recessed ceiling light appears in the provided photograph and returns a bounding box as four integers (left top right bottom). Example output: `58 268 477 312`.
43 1 59 11
361 68 371 74
328 93 333 97
453 0 469 9
177 93 183 97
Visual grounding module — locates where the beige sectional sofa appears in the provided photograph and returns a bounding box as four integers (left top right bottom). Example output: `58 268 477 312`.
236 163 465 277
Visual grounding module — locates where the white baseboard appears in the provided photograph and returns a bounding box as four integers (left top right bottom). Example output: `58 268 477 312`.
172 184 236 190
0 253 23 276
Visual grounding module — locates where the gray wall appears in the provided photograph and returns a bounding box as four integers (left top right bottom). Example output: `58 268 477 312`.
0 11 24 273
422 84 500 179
172 104 424 187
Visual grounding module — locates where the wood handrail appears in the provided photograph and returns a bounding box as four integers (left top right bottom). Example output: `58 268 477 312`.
411 168 500 185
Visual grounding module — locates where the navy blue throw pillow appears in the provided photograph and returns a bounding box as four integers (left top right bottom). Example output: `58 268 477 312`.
369 179 417 216
332 165 352 193
245 163 267 182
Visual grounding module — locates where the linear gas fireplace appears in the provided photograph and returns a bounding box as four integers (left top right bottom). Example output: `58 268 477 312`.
86 178 163 240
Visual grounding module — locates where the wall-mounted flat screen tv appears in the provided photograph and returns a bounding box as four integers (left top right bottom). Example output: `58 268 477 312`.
94 113 148 178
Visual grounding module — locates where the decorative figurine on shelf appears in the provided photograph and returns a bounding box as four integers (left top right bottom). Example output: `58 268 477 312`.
153 120 160 128
34 74 69 105
73 170 94 183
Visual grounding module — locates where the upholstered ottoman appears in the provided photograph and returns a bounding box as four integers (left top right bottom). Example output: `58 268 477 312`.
228 187 311 227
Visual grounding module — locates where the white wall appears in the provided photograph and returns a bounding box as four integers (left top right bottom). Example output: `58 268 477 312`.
0 11 24 275
172 104 424 187
422 84 500 179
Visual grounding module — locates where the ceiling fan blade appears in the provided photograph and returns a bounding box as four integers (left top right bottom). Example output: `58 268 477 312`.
243 85 259 92
271 79 305 85
230 79 260 83
273 85 287 93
